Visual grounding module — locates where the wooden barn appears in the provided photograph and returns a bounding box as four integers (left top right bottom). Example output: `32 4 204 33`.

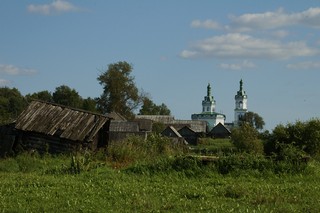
209 123 231 138
14 100 112 154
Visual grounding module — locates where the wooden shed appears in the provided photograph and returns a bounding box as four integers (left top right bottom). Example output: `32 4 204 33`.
178 126 198 145
109 119 152 143
209 123 231 138
161 126 187 145
14 100 112 154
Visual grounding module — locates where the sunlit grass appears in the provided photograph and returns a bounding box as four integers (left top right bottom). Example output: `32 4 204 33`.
0 153 319 212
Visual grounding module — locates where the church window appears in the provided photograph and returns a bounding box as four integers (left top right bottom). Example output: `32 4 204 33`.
239 101 243 108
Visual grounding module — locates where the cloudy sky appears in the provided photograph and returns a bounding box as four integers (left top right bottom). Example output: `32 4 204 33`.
1 0 320 130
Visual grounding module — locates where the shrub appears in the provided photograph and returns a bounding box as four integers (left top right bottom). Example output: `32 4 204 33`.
265 119 320 158
215 153 272 175
231 124 264 154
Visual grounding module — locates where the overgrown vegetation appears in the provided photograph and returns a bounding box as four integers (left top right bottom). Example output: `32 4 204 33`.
106 134 186 168
265 119 320 159
0 149 319 212
1 118 320 211
192 138 236 155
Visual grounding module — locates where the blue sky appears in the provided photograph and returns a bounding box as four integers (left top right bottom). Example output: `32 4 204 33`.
1 0 320 130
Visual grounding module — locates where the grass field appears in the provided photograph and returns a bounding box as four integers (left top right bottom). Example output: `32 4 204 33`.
191 138 237 155
0 152 319 212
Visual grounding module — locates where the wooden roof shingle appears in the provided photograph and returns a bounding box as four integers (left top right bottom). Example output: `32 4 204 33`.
15 101 111 142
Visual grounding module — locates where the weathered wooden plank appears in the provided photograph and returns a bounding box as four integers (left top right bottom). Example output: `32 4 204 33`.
15 100 110 143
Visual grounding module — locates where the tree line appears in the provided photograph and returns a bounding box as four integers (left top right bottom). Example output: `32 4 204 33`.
0 61 170 124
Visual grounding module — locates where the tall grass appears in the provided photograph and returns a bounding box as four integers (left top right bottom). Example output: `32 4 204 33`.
107 134 187 168
0 153 319 212
192 138 237 155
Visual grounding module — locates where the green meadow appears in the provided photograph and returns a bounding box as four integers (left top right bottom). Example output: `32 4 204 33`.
0 150 319 212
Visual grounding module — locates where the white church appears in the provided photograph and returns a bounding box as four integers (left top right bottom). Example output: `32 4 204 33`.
191 79 248 130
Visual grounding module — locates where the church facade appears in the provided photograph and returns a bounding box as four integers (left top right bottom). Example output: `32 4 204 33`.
191 80 248 131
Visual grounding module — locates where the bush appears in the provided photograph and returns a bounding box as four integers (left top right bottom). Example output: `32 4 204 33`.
265 119 320 158
215 153 272 175
231 124 264 154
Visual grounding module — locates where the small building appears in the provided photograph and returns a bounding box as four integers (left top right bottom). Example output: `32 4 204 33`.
108 119 152 143
178 126 198 145
14 100 112 154
161 126 187 145
208 123 231 138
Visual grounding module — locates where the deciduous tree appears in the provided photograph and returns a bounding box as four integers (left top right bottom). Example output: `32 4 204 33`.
25 90 53 102
139 97 171 115
52 85 82 108
96 61 142 119
240 111 265 130
0 87 27 124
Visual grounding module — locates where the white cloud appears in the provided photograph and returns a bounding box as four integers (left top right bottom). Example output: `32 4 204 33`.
229 7 320 31
0 64 37 75
0 79 10 86
220 60 256 70
27 0 80 15
191 19 221 30
180 33 318 59
271 30 289 39
286 61 320 70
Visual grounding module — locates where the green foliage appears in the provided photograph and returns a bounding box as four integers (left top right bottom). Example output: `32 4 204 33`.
215 153 308 175
81 97 99 113
126 156 204 177
239 111 265 130
25 90 53 102
97 61 141 119
266 119 320 158
52 85 83 108
139 97 171 115
0 87 27 124
107 134 186 168
193 138 236 155
231 124 264 154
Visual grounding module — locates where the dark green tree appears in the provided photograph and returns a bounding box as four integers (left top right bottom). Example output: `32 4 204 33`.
25 90 53 102
52 85 83 108
240 111 265 130
0 87 27 124
231 123 264 154
139 97 171 115
96 61 141 119
82 97 98 113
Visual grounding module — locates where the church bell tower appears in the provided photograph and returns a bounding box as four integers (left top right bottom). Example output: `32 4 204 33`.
234 79 248 126
202 83 216 113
